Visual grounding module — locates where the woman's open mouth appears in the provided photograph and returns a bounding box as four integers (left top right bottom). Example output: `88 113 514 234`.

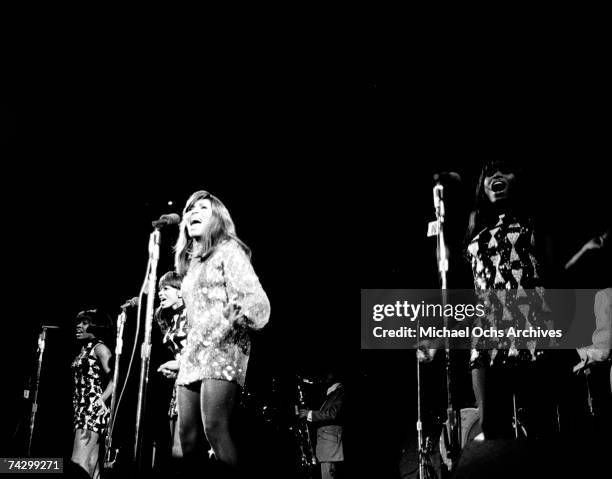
491 180 506 193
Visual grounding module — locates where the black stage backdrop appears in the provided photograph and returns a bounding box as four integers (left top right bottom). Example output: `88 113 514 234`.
2 53 610 478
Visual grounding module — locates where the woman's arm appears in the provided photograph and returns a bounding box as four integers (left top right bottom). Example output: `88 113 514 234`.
222 241 271 330
94 343 114 404
154 307 170 336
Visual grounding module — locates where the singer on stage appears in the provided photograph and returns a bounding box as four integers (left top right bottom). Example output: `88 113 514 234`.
153 271 190 461
70 309 113 478
465 160 560 439
174 190 270 475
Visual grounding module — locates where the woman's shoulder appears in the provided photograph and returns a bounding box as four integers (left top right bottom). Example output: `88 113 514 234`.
466 227 486 253
216 238 249 259
92 341 111 357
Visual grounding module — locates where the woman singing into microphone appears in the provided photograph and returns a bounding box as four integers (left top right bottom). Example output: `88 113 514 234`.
174 190 270 475
71 309 113 478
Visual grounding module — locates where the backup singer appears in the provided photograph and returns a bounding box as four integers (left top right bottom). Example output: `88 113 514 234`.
174 190 270 474
154 271 190 460
465 160 560 439
70 310 113 479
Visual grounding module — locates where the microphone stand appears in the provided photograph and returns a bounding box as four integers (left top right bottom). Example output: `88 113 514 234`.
416 314 437 479
104 308 127 469
26 325 51 457
433 182 460 477
134 227 161 471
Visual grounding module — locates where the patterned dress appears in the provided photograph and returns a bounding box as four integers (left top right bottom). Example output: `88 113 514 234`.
154 304 189 418
466 214 554 368
71 340 110 434
177 239 270 387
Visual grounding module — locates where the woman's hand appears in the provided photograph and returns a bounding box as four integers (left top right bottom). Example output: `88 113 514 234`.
223 303 244 325
416 340 437 363
157 360 179 379
94 397 109 416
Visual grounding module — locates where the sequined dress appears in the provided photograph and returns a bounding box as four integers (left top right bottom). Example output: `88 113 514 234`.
466 214 554 368
154 304 189 418
71 340 110 434
177 239 271 387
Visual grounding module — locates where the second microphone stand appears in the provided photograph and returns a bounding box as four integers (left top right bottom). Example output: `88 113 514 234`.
26 325 57 456
134 227 162 471
433 182 460 476
104 308 128 470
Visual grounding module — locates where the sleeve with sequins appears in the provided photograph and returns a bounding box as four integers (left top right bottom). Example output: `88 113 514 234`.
221 241 271 330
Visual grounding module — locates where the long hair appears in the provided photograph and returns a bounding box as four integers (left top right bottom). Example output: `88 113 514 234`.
465 160 531 246
174 190 251 276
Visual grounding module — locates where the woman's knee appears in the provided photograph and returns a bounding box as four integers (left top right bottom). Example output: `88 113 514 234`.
71 433 91 470
172 428 184 458
178 426 198 454
171 444 183 459
88 453 100 474
70 451 92 475
203 416 228 443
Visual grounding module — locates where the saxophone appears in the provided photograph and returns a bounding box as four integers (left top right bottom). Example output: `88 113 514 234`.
292 377 317 469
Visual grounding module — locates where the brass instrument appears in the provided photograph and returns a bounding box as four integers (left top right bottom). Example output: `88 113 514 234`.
291 377 317 470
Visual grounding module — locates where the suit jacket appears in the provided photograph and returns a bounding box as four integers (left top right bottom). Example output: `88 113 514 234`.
311 384 344 462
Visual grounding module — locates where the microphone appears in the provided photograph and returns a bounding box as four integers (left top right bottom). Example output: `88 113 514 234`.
433 172 460 217
121 297 139 309
41 325 60 329
152 213 180 228
433 171 462 183
433 184 445 214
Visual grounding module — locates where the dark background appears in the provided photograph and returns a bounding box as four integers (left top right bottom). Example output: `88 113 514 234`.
2 37 610 478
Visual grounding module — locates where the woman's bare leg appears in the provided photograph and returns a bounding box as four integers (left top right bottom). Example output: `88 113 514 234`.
472 368 487 437
170 417 183 459
71 428 100 477
177 384 204 461
200 379 239 468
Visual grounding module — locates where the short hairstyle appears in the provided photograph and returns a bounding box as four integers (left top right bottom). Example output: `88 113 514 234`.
159 271 182 290
73 309 112 338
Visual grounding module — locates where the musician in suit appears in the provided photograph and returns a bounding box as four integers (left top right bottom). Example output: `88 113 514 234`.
299 371 345 479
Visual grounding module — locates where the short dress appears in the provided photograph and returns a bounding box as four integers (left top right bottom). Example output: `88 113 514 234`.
176 239 271 388
154 304 189 418
466 214 554 368
71 340 110 434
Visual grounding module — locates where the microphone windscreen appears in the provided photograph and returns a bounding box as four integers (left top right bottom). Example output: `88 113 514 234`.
433 171 462 183
161 213 181 225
